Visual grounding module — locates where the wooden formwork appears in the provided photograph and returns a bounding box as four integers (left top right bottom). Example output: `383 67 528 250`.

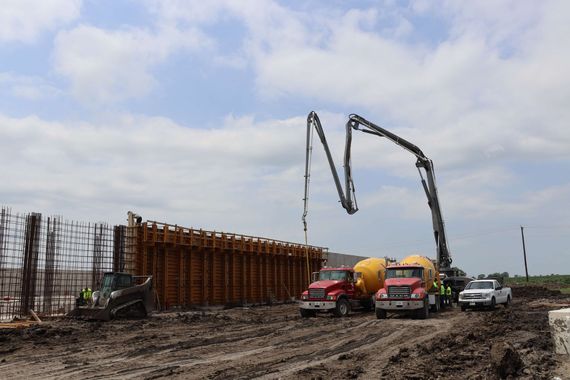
134 222 325 310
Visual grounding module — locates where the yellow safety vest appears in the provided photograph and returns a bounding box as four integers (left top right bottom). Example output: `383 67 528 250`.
446 286 452 296
440 284 445 295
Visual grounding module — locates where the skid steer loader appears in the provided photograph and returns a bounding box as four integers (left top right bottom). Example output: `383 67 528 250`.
68 272 154 321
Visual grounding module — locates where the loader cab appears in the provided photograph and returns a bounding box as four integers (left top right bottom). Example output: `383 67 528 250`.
99 273 133 297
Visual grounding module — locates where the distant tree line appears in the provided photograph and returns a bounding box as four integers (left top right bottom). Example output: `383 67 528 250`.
477 272 509 280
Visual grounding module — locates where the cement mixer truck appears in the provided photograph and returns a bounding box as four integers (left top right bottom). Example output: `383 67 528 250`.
375 255 441 319
300 258 388 317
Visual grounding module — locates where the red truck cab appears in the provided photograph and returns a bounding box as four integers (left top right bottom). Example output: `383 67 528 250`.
375 264 438 319
300 267 362 317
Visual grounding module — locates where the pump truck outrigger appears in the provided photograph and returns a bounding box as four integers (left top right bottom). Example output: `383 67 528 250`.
303 112 453 318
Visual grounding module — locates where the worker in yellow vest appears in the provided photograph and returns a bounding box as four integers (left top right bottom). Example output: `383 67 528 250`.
446 284 452 306
440 281 446 308
84 287 92 304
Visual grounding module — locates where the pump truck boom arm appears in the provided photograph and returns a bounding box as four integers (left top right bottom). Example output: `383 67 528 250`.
304 111 452 270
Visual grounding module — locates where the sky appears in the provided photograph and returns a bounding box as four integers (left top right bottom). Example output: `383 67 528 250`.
1 0 569 278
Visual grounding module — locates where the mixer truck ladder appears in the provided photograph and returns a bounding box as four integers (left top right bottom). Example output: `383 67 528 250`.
304 111 452 271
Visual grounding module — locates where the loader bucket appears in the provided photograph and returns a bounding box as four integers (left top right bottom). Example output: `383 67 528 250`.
67 306 112 321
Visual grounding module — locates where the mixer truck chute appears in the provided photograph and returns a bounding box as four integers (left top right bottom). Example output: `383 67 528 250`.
300 258 388 318
304 112 452 275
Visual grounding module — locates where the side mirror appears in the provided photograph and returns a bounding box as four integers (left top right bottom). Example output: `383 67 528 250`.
311 272 319 283
496 286 502 290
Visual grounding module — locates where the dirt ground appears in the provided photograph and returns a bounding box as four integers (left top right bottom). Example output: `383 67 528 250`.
1 286 568 379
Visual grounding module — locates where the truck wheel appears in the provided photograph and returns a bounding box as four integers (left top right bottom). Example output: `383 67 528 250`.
504 295 511 308
360 296 374 311
300 308 316 318
490 297 496 310
334 299 350 317
375 308 387 319
418 300 429 320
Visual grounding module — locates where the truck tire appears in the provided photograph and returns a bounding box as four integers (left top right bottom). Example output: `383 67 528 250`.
300 308 316 318
375 307 387 319
360 295 375 311
490 297 496 310
334 298 350 317
417 299 429 320
504 295 511 308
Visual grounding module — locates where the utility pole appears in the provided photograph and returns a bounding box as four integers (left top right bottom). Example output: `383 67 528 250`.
520 226 529 282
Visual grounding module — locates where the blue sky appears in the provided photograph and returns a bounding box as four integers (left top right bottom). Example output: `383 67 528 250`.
1 0 569 277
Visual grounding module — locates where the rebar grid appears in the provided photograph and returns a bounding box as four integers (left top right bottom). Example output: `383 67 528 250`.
0 207 117 321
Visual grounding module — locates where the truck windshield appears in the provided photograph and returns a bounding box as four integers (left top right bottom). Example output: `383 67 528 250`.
319 271 348 281
386 268 423 279
465 281 493 290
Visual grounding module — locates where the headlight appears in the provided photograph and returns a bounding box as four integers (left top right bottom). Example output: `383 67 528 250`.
326 295 336 300
410 293 421 299
458 293 464 299
485 292 492 299
380 293 388 299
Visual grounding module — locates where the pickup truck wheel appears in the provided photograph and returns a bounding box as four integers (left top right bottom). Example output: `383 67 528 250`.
300 308 316 318
490 297 496 309
504 295 511 308
375 308 387 319
334 299 350 317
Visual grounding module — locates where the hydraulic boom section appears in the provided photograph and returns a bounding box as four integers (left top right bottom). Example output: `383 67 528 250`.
304 111 452 271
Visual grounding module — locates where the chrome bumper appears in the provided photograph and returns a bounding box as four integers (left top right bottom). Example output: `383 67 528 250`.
376 300 424 310
459 299 492 307
299 301 336 310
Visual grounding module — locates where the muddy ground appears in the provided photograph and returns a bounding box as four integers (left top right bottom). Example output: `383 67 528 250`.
0 286 568 379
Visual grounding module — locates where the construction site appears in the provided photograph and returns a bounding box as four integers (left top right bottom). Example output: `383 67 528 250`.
1 108 570 380
1 154 570 380
0 227 569 380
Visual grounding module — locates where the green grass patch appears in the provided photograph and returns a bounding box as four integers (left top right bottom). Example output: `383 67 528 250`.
505 274 570 287
560 288 570 295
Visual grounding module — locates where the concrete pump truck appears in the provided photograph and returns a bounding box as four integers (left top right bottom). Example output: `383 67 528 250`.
303 112 454 319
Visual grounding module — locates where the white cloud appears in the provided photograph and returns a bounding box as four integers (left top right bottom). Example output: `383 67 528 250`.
0 72 62 100
0 112 306 232
53 24 212 104
0 0 81 43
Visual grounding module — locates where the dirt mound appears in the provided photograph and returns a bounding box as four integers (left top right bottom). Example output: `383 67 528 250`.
490 342 524 378
380 304 557 379
511 285 562 299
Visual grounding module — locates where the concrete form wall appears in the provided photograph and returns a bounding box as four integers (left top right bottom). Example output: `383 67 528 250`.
135 222 325 309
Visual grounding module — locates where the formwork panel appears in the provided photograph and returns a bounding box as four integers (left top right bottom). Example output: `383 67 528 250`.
136 222 325 310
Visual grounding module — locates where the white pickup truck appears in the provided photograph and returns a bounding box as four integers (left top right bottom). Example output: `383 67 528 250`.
458 279 512 311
